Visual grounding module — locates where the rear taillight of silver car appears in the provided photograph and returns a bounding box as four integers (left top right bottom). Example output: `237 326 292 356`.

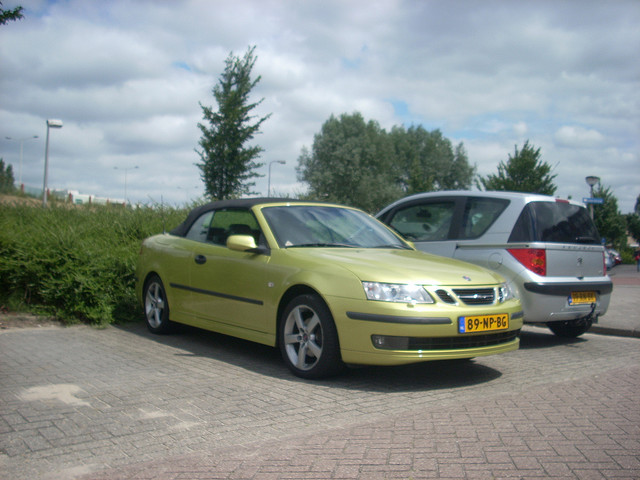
507 248 546 276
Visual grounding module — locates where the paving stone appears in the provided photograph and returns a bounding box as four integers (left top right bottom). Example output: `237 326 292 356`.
1 316 639 479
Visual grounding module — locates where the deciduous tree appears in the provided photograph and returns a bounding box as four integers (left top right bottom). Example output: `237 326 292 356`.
0 158 15 193
297 113 400 212
627 213 640 246
297 113 475 212
391 125 474 195
592 185 627 248
624 193 640 246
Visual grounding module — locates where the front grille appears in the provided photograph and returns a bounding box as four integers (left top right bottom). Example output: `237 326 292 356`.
453 288 495 305
436 289 456 304
406 330 520 350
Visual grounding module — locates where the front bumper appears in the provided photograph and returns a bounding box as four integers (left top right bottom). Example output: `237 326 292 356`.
328 295 523 366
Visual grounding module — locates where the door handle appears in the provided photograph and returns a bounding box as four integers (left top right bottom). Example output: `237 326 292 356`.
194 254 207 265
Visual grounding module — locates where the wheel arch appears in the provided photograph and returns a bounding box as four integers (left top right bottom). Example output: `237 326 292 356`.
139 270 161 303
139 270 174 313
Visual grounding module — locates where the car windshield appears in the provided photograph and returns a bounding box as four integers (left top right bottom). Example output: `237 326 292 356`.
262 205 410 249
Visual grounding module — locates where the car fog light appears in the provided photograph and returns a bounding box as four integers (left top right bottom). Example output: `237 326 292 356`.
371 335 409 350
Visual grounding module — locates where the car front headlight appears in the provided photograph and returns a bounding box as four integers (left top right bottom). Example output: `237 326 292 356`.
362 282 434 304
498 283 518 303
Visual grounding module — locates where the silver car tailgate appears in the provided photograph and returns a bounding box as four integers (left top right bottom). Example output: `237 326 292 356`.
545 244 606 278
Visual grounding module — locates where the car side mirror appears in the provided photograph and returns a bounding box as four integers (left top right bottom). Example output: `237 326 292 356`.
227 235 269 255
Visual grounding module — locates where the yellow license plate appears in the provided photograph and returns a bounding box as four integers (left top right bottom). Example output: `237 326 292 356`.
458 314 509 334
569 291 596 305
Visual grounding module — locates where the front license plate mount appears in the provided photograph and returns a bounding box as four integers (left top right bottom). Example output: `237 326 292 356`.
568 291 597 306
458 314 509 334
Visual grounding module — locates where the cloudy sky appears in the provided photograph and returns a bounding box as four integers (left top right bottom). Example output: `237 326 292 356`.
1 0 639 212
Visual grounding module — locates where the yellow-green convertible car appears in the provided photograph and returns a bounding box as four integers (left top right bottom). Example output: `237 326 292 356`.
136 199 523 378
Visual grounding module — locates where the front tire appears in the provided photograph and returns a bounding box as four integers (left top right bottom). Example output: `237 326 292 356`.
143 274 172 334
279 294 344 379
548 317 593 338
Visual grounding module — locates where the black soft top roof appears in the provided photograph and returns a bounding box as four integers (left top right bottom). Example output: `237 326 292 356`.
170 197 309 237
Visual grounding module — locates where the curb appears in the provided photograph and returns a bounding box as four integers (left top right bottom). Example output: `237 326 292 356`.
589 325 640 339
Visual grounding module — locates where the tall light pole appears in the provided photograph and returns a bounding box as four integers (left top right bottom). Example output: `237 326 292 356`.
114 166 138 204
42 119 63 207
268 160 286 197
5 135 38 185
585 175 600 219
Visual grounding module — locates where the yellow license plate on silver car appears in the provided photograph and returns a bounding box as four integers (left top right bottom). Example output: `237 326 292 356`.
569 291 596 305
458 314 509 334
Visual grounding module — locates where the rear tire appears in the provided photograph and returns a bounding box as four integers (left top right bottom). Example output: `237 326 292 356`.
548 317 593 338
143 274 172 334
279 294 344 379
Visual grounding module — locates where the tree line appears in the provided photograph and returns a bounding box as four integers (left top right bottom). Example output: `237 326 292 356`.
195 46 638 250
1 33 636 250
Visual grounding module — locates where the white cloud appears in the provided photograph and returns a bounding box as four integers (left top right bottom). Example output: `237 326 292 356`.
555 126 605 148
513 122 528 137
1 0 638 212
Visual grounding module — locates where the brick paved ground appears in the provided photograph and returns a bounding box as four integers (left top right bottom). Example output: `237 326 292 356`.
85 363 640 480
1 320 639 480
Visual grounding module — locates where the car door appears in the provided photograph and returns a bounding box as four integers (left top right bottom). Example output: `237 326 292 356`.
187 208 271 332
448 196 512 269
383 197 462 258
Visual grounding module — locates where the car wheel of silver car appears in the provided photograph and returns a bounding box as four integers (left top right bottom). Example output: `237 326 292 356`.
143 274 172 334
279 294 344 379
547 317 593 338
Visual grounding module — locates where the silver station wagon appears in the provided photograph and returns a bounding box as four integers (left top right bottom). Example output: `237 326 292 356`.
377 191 613 338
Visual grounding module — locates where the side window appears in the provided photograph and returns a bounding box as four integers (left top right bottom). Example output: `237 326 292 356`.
508 205 534 242
184 209 264 246
459 198 509 240
208 209 263 247
388 201 456 241
185 212 213 243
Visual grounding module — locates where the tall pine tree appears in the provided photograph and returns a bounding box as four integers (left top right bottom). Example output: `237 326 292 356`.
478 141 557 195
196 46 271 200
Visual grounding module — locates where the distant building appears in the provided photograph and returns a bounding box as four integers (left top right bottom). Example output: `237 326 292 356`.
51 189 126 206
18 184 126 206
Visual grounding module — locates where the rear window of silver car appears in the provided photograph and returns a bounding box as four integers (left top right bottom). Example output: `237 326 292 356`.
508 201 600 244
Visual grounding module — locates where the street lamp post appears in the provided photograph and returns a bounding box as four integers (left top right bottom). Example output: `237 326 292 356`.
585 176 600 219
114 166 139 204
268 160 286 197
5 135 38 185
42 119 63 207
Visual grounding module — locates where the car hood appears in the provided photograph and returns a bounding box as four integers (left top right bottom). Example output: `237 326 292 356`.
284 248 504 286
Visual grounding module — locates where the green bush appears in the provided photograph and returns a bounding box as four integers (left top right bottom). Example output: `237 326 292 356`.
0 203 187 325
620 247 637 265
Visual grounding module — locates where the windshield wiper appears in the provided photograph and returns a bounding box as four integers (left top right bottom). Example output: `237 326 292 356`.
373 244 412 250
288 243 357 248
575 236 598 244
